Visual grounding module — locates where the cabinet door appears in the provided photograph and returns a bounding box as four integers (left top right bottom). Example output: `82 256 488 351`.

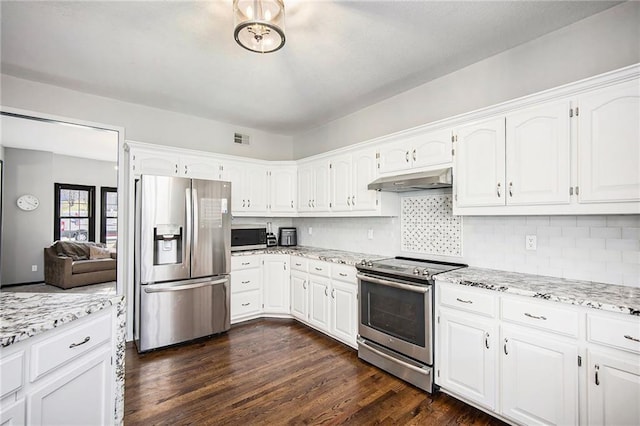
455 117 506 207
330 280 357 347
263 256 289 314
378 140 412 174
313 161 331 212
506 100 571 205
245 165 268 213
132 150 178 176
351 149 378 212
180 155 221 180
412 128 453 169
578 79 640 203
438 308 497 410
290 271 308 322
0 398 25 426
297 164 314 212
330 154 352 212
501 325 578 426
269 167 297 212
587 348 640 426
28 347 112 426
308 276 330 332
222 162 247 212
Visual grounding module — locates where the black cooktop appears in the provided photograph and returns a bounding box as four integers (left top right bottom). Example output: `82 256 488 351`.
356 256 467 281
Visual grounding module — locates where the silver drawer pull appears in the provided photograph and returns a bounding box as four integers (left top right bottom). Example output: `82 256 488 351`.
241 302 250 307
339 273 348 277
624 335 640 343
456 297 473 304
241 262 250 266
524 312 547 320
241 281 251 284
69 336 91 349
295 263 302 266
315 267 323 271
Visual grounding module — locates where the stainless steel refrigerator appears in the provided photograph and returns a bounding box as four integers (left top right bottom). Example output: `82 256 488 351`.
134 175 231 352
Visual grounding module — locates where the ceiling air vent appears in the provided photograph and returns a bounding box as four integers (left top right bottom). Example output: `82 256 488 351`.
234 132 250 145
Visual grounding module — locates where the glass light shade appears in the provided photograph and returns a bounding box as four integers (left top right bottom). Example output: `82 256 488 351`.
234 0 285 53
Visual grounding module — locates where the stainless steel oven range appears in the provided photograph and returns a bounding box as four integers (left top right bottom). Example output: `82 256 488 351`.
356 257 466 393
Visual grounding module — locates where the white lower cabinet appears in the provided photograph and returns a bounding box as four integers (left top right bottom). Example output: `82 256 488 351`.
500 324 579 426
28 347 113 426
329 272 358 347
290 270 309 322
262 255 289 315
438 307 497 411
308 275 331 332
0 308 116 426
230 255 263 323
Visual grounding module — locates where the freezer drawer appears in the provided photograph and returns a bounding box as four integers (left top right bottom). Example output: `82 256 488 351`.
136 276 230 352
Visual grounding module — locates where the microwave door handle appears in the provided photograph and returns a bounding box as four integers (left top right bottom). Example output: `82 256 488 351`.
356 274 430 294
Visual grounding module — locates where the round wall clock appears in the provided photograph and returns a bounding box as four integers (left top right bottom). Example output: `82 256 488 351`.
17 194 40 211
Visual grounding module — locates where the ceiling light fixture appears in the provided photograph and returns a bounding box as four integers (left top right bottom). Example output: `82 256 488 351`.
233 0 285 53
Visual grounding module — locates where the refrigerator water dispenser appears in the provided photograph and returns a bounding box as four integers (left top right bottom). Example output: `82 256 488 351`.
153 224 183 265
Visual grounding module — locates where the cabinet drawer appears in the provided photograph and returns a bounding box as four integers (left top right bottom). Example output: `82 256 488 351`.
331 263 357 283
308 260 330 278
0 350 24 398
501 297 579 338
231 290 262 317
30 311 112 382
439 284 496 317
231 255 261 271
291 257 308 272
231 269 261 293
587 313 640 354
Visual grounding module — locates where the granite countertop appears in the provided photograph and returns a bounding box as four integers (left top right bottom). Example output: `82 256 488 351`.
436 267 640 316
0 292 124 348
232 245 384 266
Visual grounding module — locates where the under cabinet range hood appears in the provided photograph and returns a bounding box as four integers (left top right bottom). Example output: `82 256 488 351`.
368 168 453 192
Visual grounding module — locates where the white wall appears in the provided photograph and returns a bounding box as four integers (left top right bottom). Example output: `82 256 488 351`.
293 212 640 289
1 148 116 285
0 75 295 161
293 2 640 158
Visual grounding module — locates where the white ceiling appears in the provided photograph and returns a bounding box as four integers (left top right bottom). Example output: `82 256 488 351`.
0 1 621 135
1 114 118 162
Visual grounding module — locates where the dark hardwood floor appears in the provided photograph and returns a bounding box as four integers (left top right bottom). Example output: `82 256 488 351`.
125 319 505 425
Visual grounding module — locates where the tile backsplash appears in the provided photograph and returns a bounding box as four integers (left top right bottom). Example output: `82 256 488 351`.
293 213 640 288
401 194 462 257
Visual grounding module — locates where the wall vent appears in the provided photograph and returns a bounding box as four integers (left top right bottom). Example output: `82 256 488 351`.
234 132 250 145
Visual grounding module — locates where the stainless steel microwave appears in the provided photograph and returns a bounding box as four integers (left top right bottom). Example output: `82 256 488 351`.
231 225 267 251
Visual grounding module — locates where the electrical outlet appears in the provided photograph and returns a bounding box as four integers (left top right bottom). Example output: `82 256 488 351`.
308 227 313 235
31 265 38 272
525 235 537 251
367 229 374 240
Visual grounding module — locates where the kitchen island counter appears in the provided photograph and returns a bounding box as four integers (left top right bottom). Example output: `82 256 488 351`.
436 267 640 316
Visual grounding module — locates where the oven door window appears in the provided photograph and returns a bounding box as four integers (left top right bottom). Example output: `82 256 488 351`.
361 280 425 347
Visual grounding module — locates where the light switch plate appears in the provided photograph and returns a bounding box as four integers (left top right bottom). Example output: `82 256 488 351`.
367 229 374 240
525 235 537 251
308 227 313 235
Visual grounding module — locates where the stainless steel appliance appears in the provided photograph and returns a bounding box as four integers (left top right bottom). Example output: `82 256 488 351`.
278 227 297 246
231 224 267 251
368 168 452 192
356 257 466 392
266 222 277 247
134 175 232 352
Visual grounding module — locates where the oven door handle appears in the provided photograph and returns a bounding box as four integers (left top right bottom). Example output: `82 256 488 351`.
356 274 430 294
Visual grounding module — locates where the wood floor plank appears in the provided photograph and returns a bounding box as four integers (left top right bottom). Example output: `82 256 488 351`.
125 318 506 425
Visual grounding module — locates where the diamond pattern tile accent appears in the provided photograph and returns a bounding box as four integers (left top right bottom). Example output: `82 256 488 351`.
401 194 462 256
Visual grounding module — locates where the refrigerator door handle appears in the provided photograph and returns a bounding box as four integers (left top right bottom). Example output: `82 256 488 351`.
143 278 229 293
192 188 199 250
185 187 192 271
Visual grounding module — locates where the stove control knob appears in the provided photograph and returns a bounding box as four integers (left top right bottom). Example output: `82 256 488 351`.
367 261 373 267
413 267 420 275
360 259 367 266
422 269 431 278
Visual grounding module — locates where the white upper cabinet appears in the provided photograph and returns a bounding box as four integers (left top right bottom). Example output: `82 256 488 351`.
268 166 297 213
298 160 331 213
132 150 179 176
577 79 640 204
330 149 379 213
378 128 453 174
179 154 222 180
222 161 268 214
505 99 571 206
455 117 506 207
